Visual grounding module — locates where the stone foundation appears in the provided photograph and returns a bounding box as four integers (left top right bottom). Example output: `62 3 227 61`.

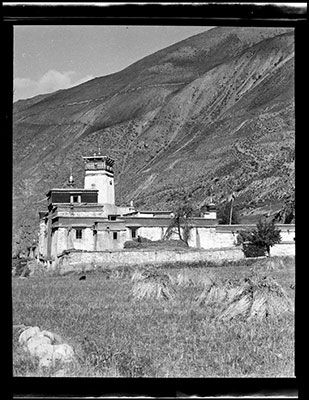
54 247 245 274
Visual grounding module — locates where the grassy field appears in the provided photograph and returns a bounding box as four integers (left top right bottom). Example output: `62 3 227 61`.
12 256 295 377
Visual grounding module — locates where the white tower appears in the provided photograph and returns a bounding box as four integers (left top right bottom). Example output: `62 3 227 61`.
83 154 115 204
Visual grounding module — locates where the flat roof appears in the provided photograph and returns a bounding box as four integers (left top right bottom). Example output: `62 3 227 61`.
122 216 217 227
123 222 142 227
122 210 172 216
48 188 99 191
82 155 115 163
137 210 172 214
46 188 99 196
50 204 104 209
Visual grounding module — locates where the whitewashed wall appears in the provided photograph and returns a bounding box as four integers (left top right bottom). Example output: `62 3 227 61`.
38 220 48 257
42 222 295 260
95 230 128 251
56 247 245 273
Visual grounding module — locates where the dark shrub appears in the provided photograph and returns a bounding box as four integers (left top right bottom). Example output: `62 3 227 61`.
242 243 266 258
123 241 139 249
236 218 281 257
124 236 153 248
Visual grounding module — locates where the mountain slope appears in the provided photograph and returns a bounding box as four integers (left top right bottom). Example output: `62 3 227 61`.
12 27 295 256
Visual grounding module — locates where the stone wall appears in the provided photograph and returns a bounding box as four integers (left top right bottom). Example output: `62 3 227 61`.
137 226 166 241
270 243 295 257
51 229 58 258
136 224 295 251
56 247 245 274
40 221 295 261
70 227 94 251
56 228 69 255
189 227 237 249
96 230 127 251
38 220 47 257
194 224 295 251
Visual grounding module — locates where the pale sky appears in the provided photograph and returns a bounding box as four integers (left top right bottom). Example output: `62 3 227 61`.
13 25 213 101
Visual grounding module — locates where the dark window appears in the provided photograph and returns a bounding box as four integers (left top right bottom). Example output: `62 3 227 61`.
72 195 80 203
76 229 83 239
108 215 117 221
131 229 137 239
113 232 118 240
110 180 113 185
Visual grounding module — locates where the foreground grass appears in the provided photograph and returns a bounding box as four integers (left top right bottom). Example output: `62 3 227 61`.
12 257 295 377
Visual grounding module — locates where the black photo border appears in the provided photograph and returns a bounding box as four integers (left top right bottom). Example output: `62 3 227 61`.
3 2 307 399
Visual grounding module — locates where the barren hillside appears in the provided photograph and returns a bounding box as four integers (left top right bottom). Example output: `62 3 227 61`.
13 26 295 255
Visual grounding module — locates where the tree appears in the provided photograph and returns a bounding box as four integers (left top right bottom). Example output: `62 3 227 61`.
252 219 282 256
217 201 240 225
163 203 193 246
237 218 281 257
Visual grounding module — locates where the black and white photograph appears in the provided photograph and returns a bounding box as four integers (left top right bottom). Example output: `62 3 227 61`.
7 1 304 393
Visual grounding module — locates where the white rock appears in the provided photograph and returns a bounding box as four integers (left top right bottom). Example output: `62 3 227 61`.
18 325 75 372
53 333 63 344
27 336 53 358
39 354 54 369
18 326 40 348
52 344 75 364
40 330 55 343
29 332 53 343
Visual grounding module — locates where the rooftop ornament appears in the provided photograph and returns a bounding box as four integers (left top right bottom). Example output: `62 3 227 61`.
68 167 75 187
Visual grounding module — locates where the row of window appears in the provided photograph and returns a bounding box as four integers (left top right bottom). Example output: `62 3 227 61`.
75 228 119 240
74 228 137 240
